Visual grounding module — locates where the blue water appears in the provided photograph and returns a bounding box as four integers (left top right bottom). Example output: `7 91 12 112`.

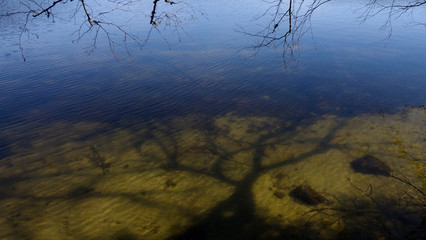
1 1 425 128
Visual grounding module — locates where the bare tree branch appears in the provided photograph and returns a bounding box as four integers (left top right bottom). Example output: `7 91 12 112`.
359 0 426 38
240 0 330 68
1 0 202 60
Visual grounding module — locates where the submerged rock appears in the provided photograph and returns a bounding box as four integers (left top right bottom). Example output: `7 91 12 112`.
290 184 327 205
273 190 285 199
351 155 391 176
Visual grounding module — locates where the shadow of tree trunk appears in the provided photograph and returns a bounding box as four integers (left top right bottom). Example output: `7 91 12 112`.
169 121 343 239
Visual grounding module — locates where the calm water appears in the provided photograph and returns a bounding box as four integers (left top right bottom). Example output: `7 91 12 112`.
0 0 425 239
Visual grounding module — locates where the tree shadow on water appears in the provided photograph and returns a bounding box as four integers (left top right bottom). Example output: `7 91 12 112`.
156 117 347 239
0 111 424 239
156 113 425 239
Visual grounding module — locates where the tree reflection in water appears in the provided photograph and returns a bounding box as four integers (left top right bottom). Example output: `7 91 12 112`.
0 0 202 60
359 0 426 38
240 0 330 67
1 0 425 63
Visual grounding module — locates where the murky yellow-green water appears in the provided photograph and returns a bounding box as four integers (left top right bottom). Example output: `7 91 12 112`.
0 108 424 239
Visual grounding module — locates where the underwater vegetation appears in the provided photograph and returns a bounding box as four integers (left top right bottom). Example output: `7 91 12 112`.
0 108 424 239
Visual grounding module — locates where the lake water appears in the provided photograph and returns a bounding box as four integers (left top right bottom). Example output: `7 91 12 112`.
0 0 425 239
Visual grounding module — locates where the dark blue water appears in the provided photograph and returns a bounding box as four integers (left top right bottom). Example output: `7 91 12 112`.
0 1 425 239
1 0 425 128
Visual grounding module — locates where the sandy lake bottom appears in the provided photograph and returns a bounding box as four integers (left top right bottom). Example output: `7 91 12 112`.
0 108 424 239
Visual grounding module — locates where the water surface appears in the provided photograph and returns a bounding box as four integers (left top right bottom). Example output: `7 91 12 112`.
0 0 425 239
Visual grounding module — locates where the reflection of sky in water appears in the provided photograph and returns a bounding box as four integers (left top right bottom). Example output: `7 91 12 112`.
1 0 425 121
1 0 426 135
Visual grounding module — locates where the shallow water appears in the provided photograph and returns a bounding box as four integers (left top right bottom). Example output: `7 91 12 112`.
0 0 425 239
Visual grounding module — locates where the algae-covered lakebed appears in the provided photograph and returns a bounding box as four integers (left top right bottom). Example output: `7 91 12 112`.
1 0 426 239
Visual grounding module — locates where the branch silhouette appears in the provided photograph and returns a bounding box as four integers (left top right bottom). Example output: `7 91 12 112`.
240 0 330 67
0 0 202 60
359 0 426 38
